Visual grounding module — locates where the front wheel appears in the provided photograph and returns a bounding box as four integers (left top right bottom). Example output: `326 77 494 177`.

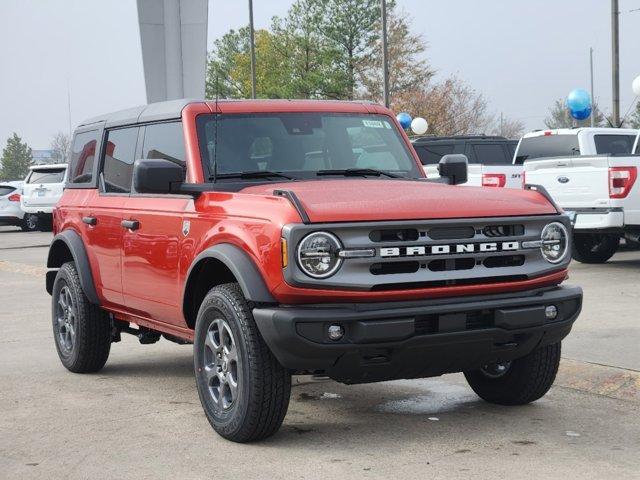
194 283 291 443
572 233 619 264
464 342 561 405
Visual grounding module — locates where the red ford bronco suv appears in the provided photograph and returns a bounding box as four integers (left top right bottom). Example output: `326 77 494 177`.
46 99 582 442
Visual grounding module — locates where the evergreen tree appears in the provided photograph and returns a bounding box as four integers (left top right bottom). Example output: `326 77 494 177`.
630 101 640 129
0 133 32 181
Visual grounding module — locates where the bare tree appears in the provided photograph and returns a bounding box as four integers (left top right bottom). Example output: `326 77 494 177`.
50 132 70 164
395 76 493 136
544 99 605 129
490 116 525 139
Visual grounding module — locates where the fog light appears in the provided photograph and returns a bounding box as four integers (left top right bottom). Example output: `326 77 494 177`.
545 305 558 320
327 324 344 341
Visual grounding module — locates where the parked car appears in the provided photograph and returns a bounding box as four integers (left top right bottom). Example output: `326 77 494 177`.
519 128 640 263
0 181 38 231
46 99 581 442
21 163 68 231
411 135 522 188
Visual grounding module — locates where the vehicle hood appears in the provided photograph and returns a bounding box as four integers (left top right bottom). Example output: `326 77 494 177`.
241 179 557 223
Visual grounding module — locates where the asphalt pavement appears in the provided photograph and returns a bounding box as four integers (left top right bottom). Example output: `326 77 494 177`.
0 225 638 479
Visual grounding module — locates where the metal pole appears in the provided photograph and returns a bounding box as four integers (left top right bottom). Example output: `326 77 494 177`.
248 0 257 99
590 47 595 127
380 0 390 108
611 0 620 127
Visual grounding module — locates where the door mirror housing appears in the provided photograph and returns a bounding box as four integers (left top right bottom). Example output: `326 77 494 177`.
133 159 185 194
438 154 468 185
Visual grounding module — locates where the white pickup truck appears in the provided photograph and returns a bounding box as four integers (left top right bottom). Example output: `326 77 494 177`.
412 135 522 188
518 128 640 263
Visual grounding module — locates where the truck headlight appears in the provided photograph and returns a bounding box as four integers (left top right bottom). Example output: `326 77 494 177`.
540 222 569 263
296 231 343 278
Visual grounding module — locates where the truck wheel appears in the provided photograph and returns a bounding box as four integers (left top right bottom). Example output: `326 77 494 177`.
194 283 291 443
52 262 111 373
464 342 561 405
22 214 39 232
572 233 619 264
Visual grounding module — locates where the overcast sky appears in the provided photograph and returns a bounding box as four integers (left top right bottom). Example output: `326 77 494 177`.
1 0 639 148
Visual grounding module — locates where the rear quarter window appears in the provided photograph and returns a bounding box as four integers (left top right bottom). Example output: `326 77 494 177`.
471 143 511 165
414 144 455 165
594 134 636 155
69 130 100 184
0 186 16 196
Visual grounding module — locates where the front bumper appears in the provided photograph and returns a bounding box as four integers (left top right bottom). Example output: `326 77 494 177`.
253 285 582 384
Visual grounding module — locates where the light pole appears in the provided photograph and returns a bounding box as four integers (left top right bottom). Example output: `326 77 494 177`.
381 0 390 108
611 0 620 127
590 47 595 127
249 0 257 99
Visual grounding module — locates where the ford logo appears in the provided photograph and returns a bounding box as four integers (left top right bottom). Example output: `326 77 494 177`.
557 176 570 184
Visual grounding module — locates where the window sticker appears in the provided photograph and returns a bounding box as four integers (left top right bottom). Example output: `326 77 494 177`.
363 119 384 128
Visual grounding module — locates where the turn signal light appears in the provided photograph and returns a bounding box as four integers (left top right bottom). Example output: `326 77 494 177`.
8 193 20 202
609 167 637 199
482 173 506 188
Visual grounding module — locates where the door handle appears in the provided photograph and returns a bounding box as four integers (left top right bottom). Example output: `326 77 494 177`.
121 219 140 231
82 216 97 226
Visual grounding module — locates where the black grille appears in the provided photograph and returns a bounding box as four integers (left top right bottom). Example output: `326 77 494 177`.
428 258 476 272
370 275 528 291
369 228 419 242
427 226 475 240
414 310 494 336
370 261 420 275
483 224 525 237
483 255 525 268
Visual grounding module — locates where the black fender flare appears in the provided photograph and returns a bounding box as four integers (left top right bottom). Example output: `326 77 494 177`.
184 244 276 307
46 230 100 305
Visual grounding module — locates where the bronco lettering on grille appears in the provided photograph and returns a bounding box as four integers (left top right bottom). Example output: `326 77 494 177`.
379 242 520 258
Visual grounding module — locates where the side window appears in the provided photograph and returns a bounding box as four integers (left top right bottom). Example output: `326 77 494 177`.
142 122 186 172
594 135 636 155
69 130 100 184
102 127 139 193
472 143 510 165
414 144 454 165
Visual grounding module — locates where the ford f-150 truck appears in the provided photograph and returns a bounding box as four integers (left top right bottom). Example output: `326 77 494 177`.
46 99 582 442
412 135 522 188
518 128 640 263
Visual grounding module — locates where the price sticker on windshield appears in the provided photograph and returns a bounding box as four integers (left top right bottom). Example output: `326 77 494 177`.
363 120 384 128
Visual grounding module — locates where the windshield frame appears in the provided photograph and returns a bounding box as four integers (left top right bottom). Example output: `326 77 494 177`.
195 112 424 183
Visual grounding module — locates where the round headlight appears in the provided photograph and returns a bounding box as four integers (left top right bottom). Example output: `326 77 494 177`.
540 222 569 263
296 232 343 278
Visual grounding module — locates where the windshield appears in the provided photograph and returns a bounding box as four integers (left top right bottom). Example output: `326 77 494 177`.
26 168 66 184
196 113 422 180
515 135 580 164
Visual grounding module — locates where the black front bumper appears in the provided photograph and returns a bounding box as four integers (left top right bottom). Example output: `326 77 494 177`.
252 285 582 384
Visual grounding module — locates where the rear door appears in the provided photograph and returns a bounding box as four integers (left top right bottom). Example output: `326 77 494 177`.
524 156 611 209
121 121 190 325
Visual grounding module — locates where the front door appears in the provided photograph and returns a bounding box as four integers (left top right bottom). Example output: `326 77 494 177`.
120 121 190 326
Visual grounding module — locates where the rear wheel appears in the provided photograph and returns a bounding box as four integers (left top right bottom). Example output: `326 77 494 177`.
52 262 111 373
194 283 291 443
22 214 39 232
572 233 619 264
464 342 561 405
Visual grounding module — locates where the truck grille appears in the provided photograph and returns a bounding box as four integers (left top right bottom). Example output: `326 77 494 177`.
283 215 569 291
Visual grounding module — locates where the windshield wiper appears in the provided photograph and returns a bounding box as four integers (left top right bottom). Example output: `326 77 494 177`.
210 170 295 181
316 168 401 178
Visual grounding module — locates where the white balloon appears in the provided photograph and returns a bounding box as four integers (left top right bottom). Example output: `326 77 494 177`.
411 117 429 135
633 75 640 96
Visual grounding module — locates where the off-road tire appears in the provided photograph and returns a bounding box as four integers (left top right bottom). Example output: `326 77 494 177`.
21 214 39 232
464 342 561 405
194 283 291 443
572 233 619 264
52 262 111 373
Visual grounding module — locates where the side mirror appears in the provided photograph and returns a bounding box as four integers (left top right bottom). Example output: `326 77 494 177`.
133 158 184 194
438 154 468 185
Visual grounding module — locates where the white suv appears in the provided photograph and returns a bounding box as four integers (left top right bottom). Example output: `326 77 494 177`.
0 181 39 231
20 164 68 231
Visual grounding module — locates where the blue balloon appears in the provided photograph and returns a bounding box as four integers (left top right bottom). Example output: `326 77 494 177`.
567 89 592 120
396 112 412 129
